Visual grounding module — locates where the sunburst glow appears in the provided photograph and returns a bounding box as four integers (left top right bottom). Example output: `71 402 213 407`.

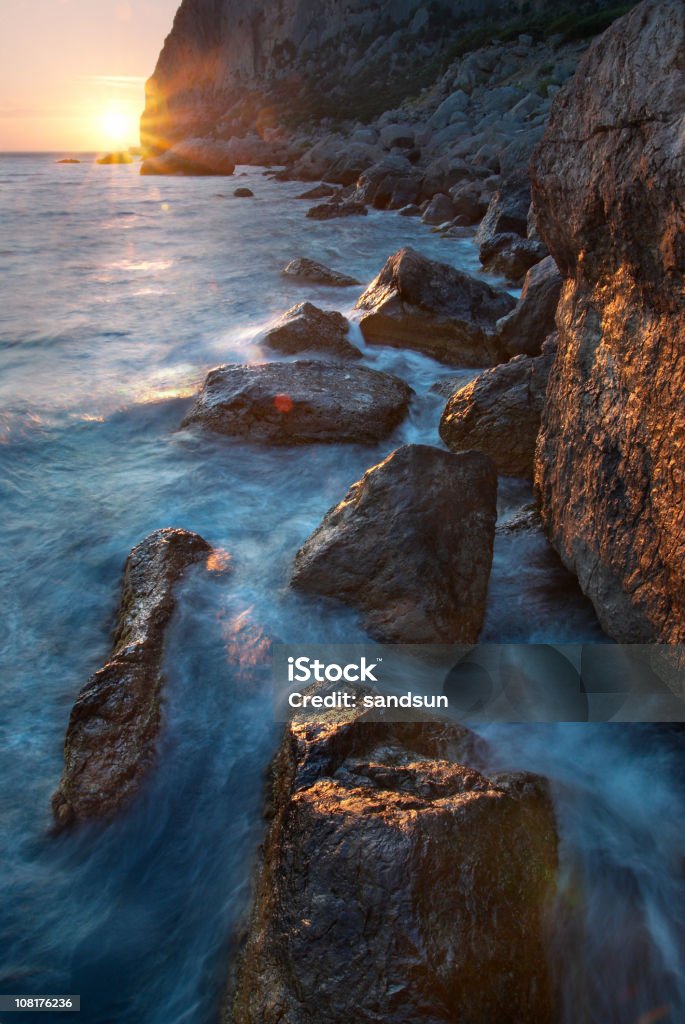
97 106 138 148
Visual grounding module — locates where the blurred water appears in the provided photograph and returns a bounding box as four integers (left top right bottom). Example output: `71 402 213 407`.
1 154 677 1024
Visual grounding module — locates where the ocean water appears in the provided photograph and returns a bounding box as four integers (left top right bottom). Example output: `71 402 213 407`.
0 154 682 1023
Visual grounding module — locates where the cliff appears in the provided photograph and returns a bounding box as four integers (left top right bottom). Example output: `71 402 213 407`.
532 0 685 641
140 0 632 156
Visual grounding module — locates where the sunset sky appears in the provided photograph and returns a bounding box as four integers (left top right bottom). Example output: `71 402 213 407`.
1 0 180 152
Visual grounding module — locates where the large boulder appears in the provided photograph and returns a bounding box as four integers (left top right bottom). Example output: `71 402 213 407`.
306 199 367 219
440 338 556 478
230 699 559 1024
479 234 548 284
262 303 361 360
51 528 213 830
355 247 515 366
356 156 422 210
475 177 531 256
282 258 360 288
140 139 235 175
497 256 562 357
532 0 685 642
291 445 497 643
181 362 412 445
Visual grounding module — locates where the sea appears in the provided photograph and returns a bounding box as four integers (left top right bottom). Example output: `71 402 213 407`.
0 153 682 1023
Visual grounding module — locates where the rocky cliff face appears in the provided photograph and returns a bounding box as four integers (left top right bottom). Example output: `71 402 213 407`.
141 0 610 155
532 0 685 641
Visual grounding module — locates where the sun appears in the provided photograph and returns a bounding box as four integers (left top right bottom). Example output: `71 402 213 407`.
98 106 138 148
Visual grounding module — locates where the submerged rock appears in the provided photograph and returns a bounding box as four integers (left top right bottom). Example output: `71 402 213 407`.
355 247 515 366
233 186 254 197
292 444 497 642
97 152 133 165
532 0 685 642
57 158 81 164
440 338 556 478
51 528 213 831
230 699 559 1024
181 361 412 445
295 183 338 200
141 139 235 176
262 302 361 360
497 255 562 357
282 257 360 287
306 200 367 219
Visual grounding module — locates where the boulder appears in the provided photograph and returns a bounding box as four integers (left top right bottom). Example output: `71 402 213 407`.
141 139 235 176
306 200 367 219
291 445 497 642
51 528 213 830
428 89 470 129
181 362 412 445
97 151 133 165
233 186 254 197
295 183 338 200
262 302 361 360
497 256 562 357
355 248 515 366
421 192 455 225
475 178 531 256
379 123 415 149
356 156 422 209
439 339 556 478
230 699 559 1024
479 234 548 283
449 178 491 224
282 258 360 287
532 0 685 642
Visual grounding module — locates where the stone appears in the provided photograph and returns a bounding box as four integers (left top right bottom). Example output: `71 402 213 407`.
421 192 455 225
282 258 360 287
262 302 361 360
181 361 412 445
51 528 213 830
355 247 515 366
479 234 548 283
230 698 559 1024
233 186 254 197
428 89 470 130
97 151 133 165
497 256 562 357
475 178 531 255
356 156 422 209
295 183 338 200
532 0 685 642
306 200 367 219
379 123 415 149
141 139 235 175
291 445 497 643
439 338 556 478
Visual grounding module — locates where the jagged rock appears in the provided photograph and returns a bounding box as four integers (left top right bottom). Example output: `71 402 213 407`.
356 156 422 209
306 200 367 219
421 192 455 225
51 528 213 830
479 233 548 283
141 139 235 175
282 258 360 287
291 445 497 642
230 699 559 1024
449 178 492 224
181 361 412 445
295 183 338 200
475 178 531 257
262 302 361 360
355 247 515 366
233 186 254 197
496 256 562 357
532 0 685 642
420 155 479 198
440 338 556 478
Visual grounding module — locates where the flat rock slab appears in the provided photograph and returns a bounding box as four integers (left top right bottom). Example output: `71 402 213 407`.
291 444 497 642
181 361 413 445
282 257 360 287
52 528 213 830
355 247 515 366
262 302 362 360
231 698 559 1024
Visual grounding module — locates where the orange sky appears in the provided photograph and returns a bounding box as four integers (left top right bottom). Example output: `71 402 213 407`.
0 0 180 152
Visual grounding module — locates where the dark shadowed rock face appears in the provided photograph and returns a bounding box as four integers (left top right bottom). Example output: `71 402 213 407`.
497 255 562 357
140 139 235 175
229 699 559 1024
262 302 361 360
479 234 548 284
51 528 213 831
282 258 360 287
440 337 556 479
355 247 515 366
306 199 367 219
532 0 685 642
181 361 412 445
291 444 497 642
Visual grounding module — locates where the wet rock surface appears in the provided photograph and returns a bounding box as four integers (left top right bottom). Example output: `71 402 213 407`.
355 247 515 366
281 258 360 287
230 697 559 1024
440 337 556 479
291 444 497 642
532 0 685 642
141 139 235 175
262 302 361 360
181 361 412 445
51 528 213 830
497 255 562 357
